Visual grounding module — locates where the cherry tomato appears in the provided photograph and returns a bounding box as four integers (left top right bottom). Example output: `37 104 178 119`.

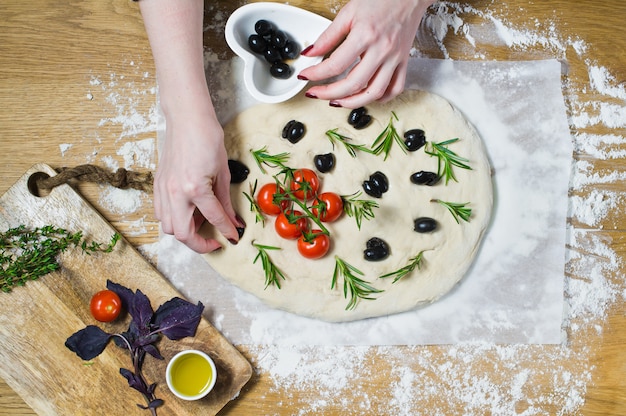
90 290 122 322
274 210 308 239
290 168 320 200
312 192 344 222
297 230 330 259
257 182 287 215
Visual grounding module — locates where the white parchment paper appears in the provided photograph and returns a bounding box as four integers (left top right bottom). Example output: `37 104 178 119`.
156 58 572 345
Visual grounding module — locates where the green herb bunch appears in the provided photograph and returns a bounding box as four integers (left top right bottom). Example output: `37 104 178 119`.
0 225 120 293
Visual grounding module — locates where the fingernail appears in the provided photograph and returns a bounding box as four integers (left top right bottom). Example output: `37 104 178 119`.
211 246 223 253
301 45 314 56
235 213 247 228
297 74 309 81
329 101 342 108
228 238 239 246
305 92 317 99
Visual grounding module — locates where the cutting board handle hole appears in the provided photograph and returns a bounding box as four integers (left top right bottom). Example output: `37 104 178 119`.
27 172 52 198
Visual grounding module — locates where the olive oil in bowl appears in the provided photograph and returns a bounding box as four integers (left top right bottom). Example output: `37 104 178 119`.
166 350 217 400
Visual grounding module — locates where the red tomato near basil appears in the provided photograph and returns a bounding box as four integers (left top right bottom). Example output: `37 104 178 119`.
297 230 330 259
290 168 320 201
257 182 286 215
90 289 122 322
312 192 344 222
274 210 307 239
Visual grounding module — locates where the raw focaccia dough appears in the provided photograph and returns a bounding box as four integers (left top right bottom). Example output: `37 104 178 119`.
202 90 493 322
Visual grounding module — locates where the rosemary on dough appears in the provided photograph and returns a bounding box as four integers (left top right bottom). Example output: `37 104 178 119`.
432 199 472 223
332 256 383 310
425 138 471 184
379 251 425 284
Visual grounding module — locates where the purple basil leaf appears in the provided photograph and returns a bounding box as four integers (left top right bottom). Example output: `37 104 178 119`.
65 325 113 361
120 368 149 395
142 343 163 360
148 399 164 409
130 289 154 330
106 280 134 312
153 298 204 340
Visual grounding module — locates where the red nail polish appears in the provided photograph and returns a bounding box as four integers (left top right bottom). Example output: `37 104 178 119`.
301 45 314 56
297 74 309 81
329 101 342 108
305 92 317 99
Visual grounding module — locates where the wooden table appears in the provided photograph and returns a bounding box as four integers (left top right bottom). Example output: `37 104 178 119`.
1 0 625 414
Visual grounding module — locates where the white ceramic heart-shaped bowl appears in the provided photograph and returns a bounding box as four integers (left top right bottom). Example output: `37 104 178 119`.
225 2 331 103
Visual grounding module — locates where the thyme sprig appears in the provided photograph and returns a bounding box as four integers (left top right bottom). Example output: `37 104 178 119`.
332 256 383 310
243 180 265 225
370 111 407 160
325 129 373 157
251 146 290 173
341 191 379 229
425 138 471 184
1 225 120 293
379 251 425 284
252 242 287 289
432 199 472 223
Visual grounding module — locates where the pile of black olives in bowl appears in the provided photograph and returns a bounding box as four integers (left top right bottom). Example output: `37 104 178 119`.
248 19 301 79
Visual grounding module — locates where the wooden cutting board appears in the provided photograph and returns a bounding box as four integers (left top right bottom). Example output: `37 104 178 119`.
0 163 252 415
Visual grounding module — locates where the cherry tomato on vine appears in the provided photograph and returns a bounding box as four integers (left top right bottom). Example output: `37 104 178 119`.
297 230 330 259
312 192 344 222
274 210 308 239
257 182 287 215
90 289 122 322
290 168 320 200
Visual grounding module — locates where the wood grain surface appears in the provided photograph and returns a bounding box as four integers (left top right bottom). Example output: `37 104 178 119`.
1 0 626 415
0 164 252 415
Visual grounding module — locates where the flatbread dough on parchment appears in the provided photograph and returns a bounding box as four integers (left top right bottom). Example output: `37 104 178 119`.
200 89 493 322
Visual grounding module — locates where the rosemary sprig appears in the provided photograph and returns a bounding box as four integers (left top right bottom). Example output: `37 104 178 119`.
325 129 373 157
332 256 383 310
252 242 286 289
272 168 330 238
1 225 120 293
425 138 471 184
341 191 379 229
379 251 425 284
243 180 265 226
250 146 290 174
432 199 472 223
370 111 407 160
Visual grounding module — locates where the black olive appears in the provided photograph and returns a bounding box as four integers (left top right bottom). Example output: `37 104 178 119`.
414 217 438 233
410 171 440 186
254 20 274 36
348 107 367 125
404 129 426 151
264 46 283 64
270 30 288 48
228 159 249 184
362 180 382 198
270 61 293 79
314 153 335 173
281 120 305 143
364 237 390 261
281 40 300 60
248 34 267 54
353 114 372 130
236 226 245 239
369 171 389 193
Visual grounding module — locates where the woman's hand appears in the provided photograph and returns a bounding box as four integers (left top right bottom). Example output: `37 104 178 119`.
154 104 242 253
139 0 242 253
298 0 435 109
